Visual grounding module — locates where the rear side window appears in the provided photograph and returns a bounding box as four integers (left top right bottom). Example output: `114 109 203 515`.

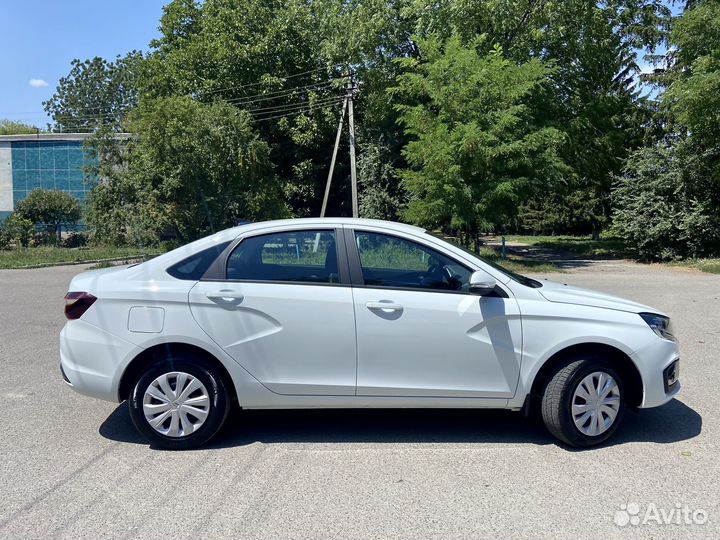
166 241 231 280
226 230 339 283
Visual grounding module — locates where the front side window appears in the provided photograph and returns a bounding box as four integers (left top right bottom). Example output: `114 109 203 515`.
354 232 471 291
227 230 339 284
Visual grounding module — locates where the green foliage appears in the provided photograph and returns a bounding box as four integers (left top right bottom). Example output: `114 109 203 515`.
392 36 567 235
613 1 720 260
612 141 720 260
87 96 287 245
14 190 82 244
43 52 143 131
0 213 34 248
0 120 41 135
357 141 404 220
43 0 701 263
663 0 720 146
502 234 633 258
0 245 162 269
140 0 352 216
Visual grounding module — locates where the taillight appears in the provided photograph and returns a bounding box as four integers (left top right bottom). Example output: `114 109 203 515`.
64 292 97 320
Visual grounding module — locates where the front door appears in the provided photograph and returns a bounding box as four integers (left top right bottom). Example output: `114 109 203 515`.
348 230 522 398
189 228 357 395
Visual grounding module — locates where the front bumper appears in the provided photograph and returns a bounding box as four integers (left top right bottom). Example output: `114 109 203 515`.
631 336 681 408
60 319 143 402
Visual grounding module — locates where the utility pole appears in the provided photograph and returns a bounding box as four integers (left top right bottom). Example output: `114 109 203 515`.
320 97 347 218
347 74 358 218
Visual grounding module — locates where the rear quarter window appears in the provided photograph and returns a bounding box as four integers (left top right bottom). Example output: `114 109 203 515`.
166 241 231 280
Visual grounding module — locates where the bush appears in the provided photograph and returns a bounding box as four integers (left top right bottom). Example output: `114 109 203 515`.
0 225 10 249
612 142 720 260
61 232 88 248
2 213 35 248
15 189 82 244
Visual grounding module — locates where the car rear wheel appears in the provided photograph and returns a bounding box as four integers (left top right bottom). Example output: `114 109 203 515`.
541 357 626 447
128 357 231 450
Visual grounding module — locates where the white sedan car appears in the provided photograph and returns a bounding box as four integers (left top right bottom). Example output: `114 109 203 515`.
60 218 680 449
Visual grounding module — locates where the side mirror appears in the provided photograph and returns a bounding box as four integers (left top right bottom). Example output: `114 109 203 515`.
469 270 497 296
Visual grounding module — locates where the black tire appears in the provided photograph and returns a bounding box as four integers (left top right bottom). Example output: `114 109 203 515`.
541 356 626 447
129 356 231 450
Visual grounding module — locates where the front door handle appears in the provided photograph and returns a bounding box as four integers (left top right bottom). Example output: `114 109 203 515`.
366 301 403 312
206 290 244 304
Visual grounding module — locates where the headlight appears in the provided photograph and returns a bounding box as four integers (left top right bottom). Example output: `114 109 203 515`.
640 313 676 341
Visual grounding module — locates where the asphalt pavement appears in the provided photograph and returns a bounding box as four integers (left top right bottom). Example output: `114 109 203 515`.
0 260 717 539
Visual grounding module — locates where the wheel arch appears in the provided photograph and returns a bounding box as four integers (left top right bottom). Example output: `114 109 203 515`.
118 342 238 403
529 342 643 407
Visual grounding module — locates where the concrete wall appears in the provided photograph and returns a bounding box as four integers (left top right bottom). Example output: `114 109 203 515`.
0 142 12 214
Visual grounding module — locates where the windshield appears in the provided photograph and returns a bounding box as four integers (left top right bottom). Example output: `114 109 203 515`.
429 232 542 288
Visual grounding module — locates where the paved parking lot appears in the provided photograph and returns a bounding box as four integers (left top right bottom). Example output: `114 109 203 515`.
1 261 718 539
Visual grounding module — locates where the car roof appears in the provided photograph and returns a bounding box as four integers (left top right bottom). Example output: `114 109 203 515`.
224 218 426 237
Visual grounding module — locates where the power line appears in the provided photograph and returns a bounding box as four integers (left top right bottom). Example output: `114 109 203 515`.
4 71 352 123
11 76 348 123
251 100 347 123
220 77 348 105
49 95 344 130
50 90 347 127
50 98 346 132
195 65 343 97
247 95 345 116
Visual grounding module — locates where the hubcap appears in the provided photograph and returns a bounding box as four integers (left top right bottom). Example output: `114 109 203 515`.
571 371 621 437
142 372 210 438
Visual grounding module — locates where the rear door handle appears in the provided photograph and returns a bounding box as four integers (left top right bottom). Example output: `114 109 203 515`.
366 301 403 311
206 290 244 303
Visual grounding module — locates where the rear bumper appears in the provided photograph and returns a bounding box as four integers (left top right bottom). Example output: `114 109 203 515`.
60 319 143 402
631 337 681 408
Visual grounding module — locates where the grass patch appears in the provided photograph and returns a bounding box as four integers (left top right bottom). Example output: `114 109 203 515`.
669 258 720 274
501 235 634 258
477 247 562 274
0 246 163 269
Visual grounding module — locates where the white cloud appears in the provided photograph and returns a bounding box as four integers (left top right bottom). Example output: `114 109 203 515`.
29 79 48 88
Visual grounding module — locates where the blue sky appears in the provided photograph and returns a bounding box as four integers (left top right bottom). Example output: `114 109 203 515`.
0 0 165 127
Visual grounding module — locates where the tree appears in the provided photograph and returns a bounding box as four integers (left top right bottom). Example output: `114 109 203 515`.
0 120 41 135
14 190 82 244
662 0 720 147
612 141 720 260
613 0 720 259
392 36 567 239
141 0 343 216
43 52 143 132
87 96 286 245
402 0 670 235
357 141 405 220
44 0 678 237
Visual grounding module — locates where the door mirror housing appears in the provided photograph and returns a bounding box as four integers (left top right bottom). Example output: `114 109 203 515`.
469 270 497 296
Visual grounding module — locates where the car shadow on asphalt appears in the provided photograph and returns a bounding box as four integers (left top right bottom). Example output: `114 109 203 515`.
99 398 701 451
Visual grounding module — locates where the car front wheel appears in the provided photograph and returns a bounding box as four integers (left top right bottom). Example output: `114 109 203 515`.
128 357 231 450
541 357 626 447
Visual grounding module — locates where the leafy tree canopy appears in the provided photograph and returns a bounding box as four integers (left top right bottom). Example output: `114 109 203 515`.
14 189 82 243
43 52 144 132
87 96 286 245
0 119 41 135
392 36 567 236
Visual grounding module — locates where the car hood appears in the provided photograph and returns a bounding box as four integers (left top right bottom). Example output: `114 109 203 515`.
536 279 663 315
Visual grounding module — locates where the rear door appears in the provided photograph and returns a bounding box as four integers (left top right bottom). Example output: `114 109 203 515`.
189 227 357 395
346 228 523 398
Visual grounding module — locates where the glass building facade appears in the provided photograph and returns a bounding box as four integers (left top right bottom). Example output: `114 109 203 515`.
0 134 96 222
